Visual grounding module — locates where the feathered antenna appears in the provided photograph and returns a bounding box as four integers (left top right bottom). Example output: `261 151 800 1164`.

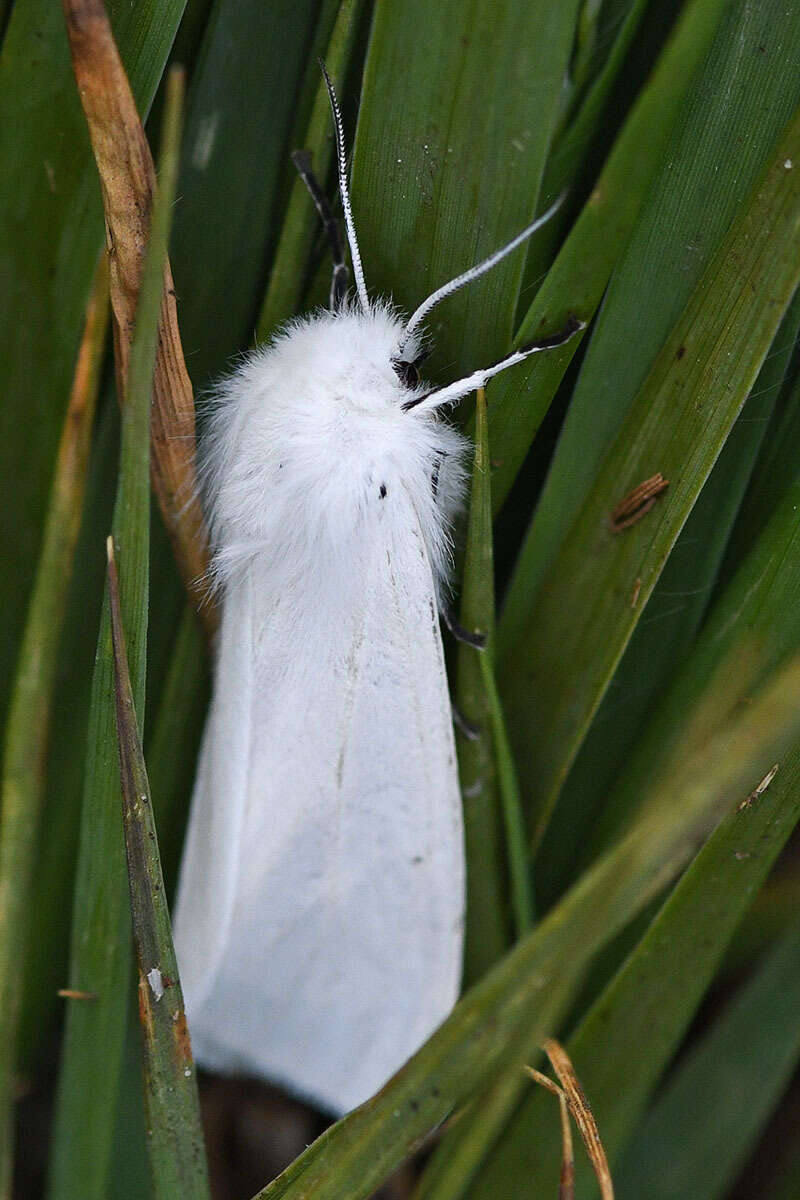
320 60 368 311
396 193 565 357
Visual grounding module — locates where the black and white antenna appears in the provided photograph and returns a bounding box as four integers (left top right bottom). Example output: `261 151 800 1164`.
403 314 585 413
320 60 369 311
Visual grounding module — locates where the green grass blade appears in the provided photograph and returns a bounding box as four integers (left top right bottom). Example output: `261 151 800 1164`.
250 658 800 1200
47 64 184 1200
350 0 582 382
107 536 210 1199
0 256 109 1195
0 0 186 727
553 0 651 160
615 916 800 1200
411 1061 527 1200
102 604 208 1200
482 0 730 522
501 99 800 845
456 389 511 979
516 0 652 299
478 654 533 940
455 386 533 979
255 0 363 341
16 402 119 1069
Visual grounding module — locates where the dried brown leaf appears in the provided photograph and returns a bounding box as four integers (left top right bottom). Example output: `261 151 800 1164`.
525 1065 575 1200
543 1038 614 1200
63 0 215 630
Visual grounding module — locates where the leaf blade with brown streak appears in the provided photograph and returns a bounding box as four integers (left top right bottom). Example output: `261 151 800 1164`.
107 538 210 1200
62 0 214 629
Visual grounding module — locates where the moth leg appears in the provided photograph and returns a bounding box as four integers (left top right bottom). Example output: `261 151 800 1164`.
452 702 481 741
441 605 487 649
291 149 348 311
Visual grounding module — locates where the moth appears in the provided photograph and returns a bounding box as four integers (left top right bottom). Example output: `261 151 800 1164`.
173 65 583 1115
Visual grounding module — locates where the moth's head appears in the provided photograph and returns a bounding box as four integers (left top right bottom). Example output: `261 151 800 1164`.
389 349 428 392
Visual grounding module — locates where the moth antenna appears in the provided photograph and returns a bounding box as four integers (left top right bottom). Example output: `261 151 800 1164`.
403 313 585 414
398 194 565 356
320 59 369 311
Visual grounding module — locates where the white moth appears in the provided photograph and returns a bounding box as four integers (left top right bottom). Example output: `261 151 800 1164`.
173 65 582 1116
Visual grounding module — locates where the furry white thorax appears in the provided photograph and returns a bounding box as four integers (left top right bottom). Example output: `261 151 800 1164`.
203 300 468 603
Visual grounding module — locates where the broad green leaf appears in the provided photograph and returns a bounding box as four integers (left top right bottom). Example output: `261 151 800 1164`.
500 0 800 633
0 0 186 726
0 257 109 1193
482 0 731 521
615 916 800 1200
588 474 800 855
251 657 800 1200
351 0 582 382
500 98 800 844
536 285 800 905
48 61 182 1200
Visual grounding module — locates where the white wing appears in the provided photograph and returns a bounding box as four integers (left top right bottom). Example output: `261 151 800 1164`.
172 492 464 1115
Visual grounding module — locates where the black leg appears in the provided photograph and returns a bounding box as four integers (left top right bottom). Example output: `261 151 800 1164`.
291 149 348 310
452 702 481 741
441 605 487 650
